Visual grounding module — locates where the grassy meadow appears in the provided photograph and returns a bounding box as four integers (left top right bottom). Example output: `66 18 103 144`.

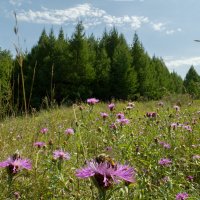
0 98 199 199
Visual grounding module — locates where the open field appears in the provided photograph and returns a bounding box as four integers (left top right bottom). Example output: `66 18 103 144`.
0 99 199 199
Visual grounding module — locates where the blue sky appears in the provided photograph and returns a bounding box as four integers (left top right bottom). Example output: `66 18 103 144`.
1 0 200 78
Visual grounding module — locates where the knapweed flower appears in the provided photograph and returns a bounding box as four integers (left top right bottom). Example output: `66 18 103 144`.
116 113 125 119
146 112 157 118
182 125 192 132
33 142 46 148
117 118 129 126
158 101 164 107
186 175 194 182
100 112 109 120
87 98 99 105
127 102 135 108
65 128 74 135
158 158 172 166
105 146 112 152
192 155 200 160
76 157 135 189
161 176 170 184
53 150 70 160
170 122 178 130
173 105 180 112
0 155 32 175
176 192 189 200
159 141 171 149
126 102 135 110
110 123 117 130
108 103 115 111
40 128 48 134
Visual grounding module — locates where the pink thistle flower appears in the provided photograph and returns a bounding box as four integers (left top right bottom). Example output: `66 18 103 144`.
126 102 135 110
176 192 189 200
116 118 129 126
128 102 135 107
161 176 170 183
146 112 157 118
100 112 109 120
65 128 74 135
159 141 171 149
182 125 192 132
108 103 115 111
186 175 194 181
158 158 172 166
192 155 200 160
170 122 178 130
53 150 70 160
40 128 48 134
33 142 46 148
0 156 32 174
116 113 125 119
87 98 99 105
76 159 135 189
110 123 117 130
173 105 180 112
158 101 164 107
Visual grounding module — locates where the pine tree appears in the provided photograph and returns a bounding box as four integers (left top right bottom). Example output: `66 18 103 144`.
68 22 95 100
184 66 200 98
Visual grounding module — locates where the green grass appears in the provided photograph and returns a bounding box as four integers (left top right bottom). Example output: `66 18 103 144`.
0 100 199 199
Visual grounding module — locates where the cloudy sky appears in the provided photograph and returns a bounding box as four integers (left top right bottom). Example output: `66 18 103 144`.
1 0 200 78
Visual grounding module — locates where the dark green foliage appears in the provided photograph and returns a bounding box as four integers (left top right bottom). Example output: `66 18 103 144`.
0 49 13 116
68 22 95 100
183 66 200 98
10 24 200 110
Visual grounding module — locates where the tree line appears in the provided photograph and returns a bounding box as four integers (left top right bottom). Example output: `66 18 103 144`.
1 22 200 113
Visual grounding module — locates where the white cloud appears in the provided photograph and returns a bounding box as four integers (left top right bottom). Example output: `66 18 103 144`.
152 22 166 31
16 3 178 33
151 22 182 35
16 3 149 30
164 56 200 69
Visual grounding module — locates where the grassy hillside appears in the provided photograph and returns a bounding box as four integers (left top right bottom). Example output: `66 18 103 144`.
0 100 199 199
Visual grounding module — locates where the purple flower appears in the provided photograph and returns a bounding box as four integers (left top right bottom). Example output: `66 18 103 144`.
173 105 180 112
182 125 192 132
116 118 129 126
116 113 125 119
105 146 112 152
161 176 170 183
170 122 178 130
146 112 157 118
87 98 99 105
159 141 171 149
186 175 194 181
158 158 172 166
158 101 164 107
65 128 74 135
100 112 109 120
192 155 200 160
110 123 117 130
176 192 189 200
40 128 48 134
53 150 70 160
76 159 135 189
33 142 46 148
0 156 32 174
127 102 135 107
108 103 115 111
